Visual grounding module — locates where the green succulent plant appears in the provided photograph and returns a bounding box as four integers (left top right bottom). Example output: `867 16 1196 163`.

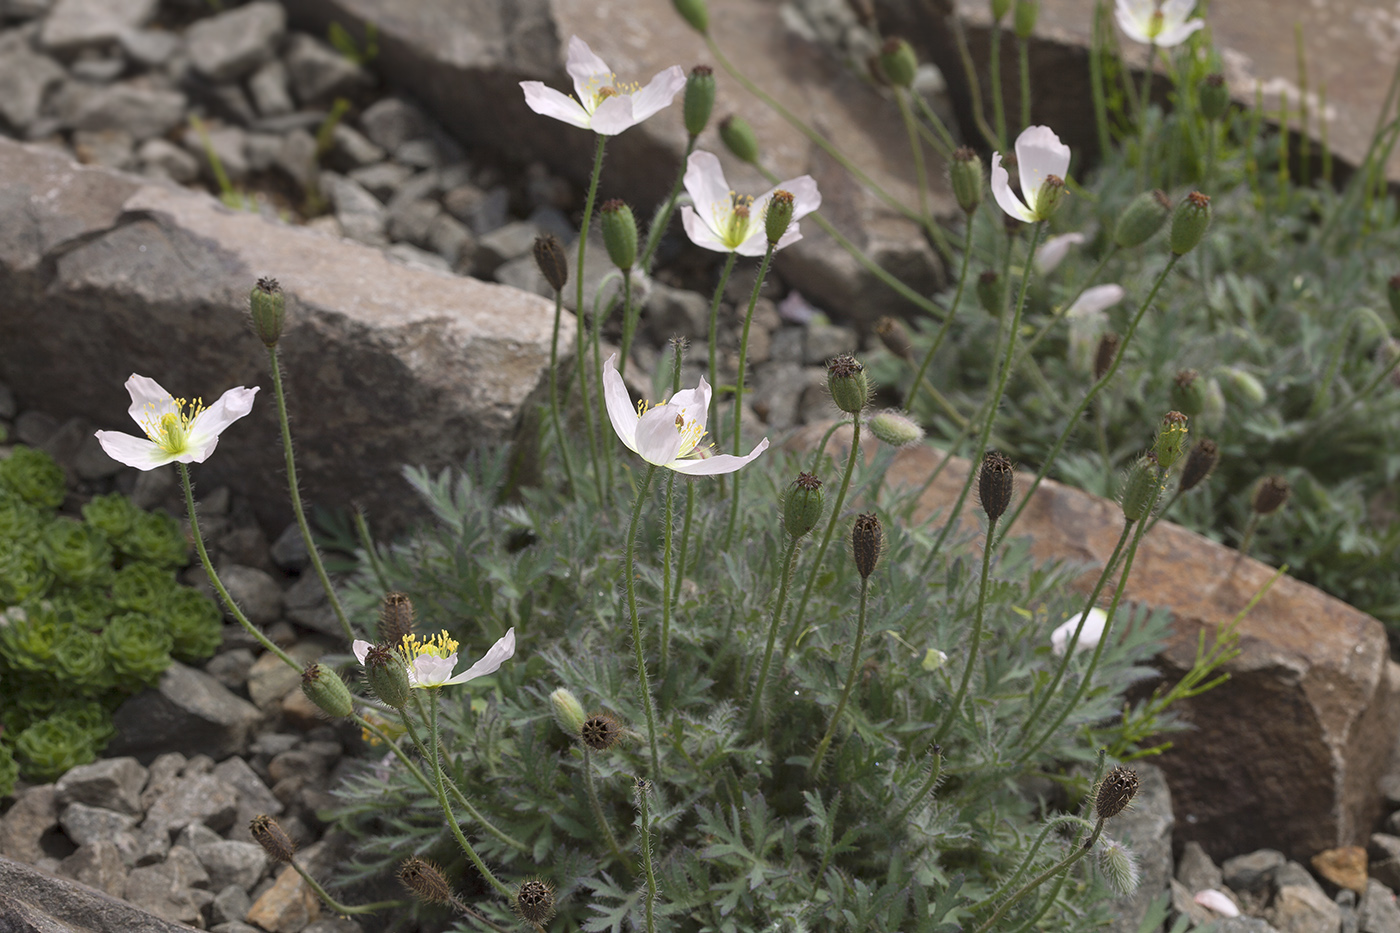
0 446 66 510
41 518 114 587
164 587 224 662
102 612 173 686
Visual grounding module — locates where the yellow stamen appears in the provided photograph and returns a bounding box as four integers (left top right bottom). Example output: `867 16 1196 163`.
400 631 459 660
139 397 206 455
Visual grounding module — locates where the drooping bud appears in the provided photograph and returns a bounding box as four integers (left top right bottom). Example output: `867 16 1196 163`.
1170 370 1207 416
378 591 415 646
532 234 569 292
249 815 296 863
1388 275 1400 324
950 147 984 215
875 316 914 360
249 277 285 347
1114 190 1171 248
549 688 587 738
1251 475 1290 516
364 642 411 710
827 354 870 414
978 450 1015 522
1220 366 1267 406
1094 332 1121 381
851 512 884 580
1120 456 1161 522
782 472 825 538
719 115 759 164
580 713 623 751
1153 411 1189 471
600 199 638 272
1170 191 1211 255
1199 74 1230 122
1013 0 1039 38
990 0 1012 21
672 0 709 33
878 37 918 88
869 410 924 447
1098 838 1142 895
514 879 557 926
765 190 795 245
1178 439 1219 493
300 663 353 718
1033 175 1066 220
976 270 1005 317
1095 766 1141 820
683 65 716 138
399 857 454 904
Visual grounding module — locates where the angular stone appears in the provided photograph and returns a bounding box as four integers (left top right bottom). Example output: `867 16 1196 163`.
195 839 268 892
139 753 187 811
40 0 157 51
138 137 201 184
1178 840 1226 894
0 137 569 536
1314 847 1369 896
284 32 370 105
358 97 430 153
1361 880 1400 933
1170 878 1219 928
427 212 474 269
124 860 211 926
246 863 319 933
275 128 319 194
247 642 321 709
1269 881 1342 933
1 854 196 932
249 60 295 118
185 0 286 82
219 564 284 626
329 123 384 170
71 128 135 170
141 772 239 838
205 648 256 690
59 804 139 847
304 920 363 933
59 840 129 897
117 28 180 69
73 83 186 141
644 283 709 344
213 883 253 925
346 162 415 203
0 33 65 132
182 123 250 185
108 662 263 762
0 785 57 864
212 757 284 846
55 757 148 816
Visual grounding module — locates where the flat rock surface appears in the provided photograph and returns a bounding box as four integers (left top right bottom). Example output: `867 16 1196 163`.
0 854 196 933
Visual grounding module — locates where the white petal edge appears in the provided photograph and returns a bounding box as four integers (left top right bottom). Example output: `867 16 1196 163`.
186 385 259 454
521 82 593 129
353 640 373 664
684 151 734 240
668 437 770 475
1015 126 1071 209
1194 891 1239 918
681 206 732 253
990 152 1036 223
124 374 177 428
1036 232 1086 273
626 65 686 126
1051 607 1108 655
601 353 640 452
1155 17 1204 46
1067 284 1126 317
94 431 173 471
442 628 517 685
589 94 639 136
565 35 612 98
1160 0 1198 23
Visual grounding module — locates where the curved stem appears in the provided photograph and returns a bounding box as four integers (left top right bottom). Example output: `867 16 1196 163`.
626 464 663 779
618 271 637 379
673 482 695 618
906 219 976 411
289 860 403 914
911 90 958 157
706 252 740 435
399 714 529 852
811 573 871 775
746 535 801 736
971 819 1105 933
895 88 930 223
724 243 775 546
577 135 608 505
1018 35 1032 133
583 745 632 872
547 289 577 493
932 515 998 744
634 780 660 933
951 13 1003 149
267 346 353 643
660 472 676 678
894 748 944 823
642 136 697 272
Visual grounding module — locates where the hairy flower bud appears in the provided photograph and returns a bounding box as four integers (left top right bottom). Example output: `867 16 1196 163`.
1178 438 1219 493
301 663 353 718
1095 766 1141 820
1094 332 1121 381
249 277 285 347
719 115 760 164
765 190 795 244
977 270 1005 317
532 234 569 292
1013 0 1039 38
1098 838 1141 895
1251 475 1290 516
364 643 411 710
600 199 638 272
515 879 557 926
250 815 295 863
869 410 924 447
878 37 918 88
827 354 870 413
684 65 715 138
1170 191 1211 255
875 316 914 360
782 472 825 539
1199 74 1229 122
550 688 587 738
950 147 984 215
581 713 623 751
673 0 709 33
1114 190 1171 248
1120 456 1161 522
378 591 415 646
1220 366 1267 406
978 450 1015 522
851 512 884 580
1170 369 1207 416
1153 411 1189 471
1034 174 1066 220
399 857 453 904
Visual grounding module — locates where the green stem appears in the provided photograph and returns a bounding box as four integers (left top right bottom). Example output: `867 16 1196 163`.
971 819 1105 933
578 135 608 505
911 91 958 157
642 137 697 272
267 346 353 643
1014 246 1118 366
660 472 676 678
932 515 998 744
745 535 801 736
548 289 577 493
724 243 776 547
1018 35 1032 132
1137 42 1157 185
289 859 402 914
906 219 975 411
951 13 1003 149
583 745 632 872
618 271 637 379
634 780 660 933
399 715 529 852
626 464 663 779
990 25 1007 149
895 88 930 223
893 749 943 823
706 252 740 436
592 285 616 500
352 507 390 594
673 482 695 619
179 463 298 670
1238 512 1261 557
811 573 871 775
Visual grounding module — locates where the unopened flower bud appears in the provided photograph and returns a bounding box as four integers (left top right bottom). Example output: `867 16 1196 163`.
673 0 709 33
1095 766 1141 820
765 190 795 244
827 354 870 413
514 879 557 926
249 277 285 347
1094 332 1121 381
875 316 915 360
869 410 924 447
1120 456 1161 522
782 472 825 538
1388 275 1400 324
681 65 716 139
1013 0 1038 38
719 115 759 164
549 688 587 738
581 713 623 751
1170 191 1211 255
1034 174 1066 220
851 512 884 580
1170 370 1207 416
1153 411 1189 471
1220 366 1266 406
950 147 984 215
378 591 415 646
1199 74 1229 122
533 234 569 292
991 0 1012 21
399 857 454 904
1251 475 1290 516
878 37 918 88
978 450 1015 522
249 815 296 863
922 648 949 671
977 270 1005 317
1098 838 1141 895
1178 438 1218 493
1114 190 1171 248
364 643 411 710
300 663 353 718
600 199 638 272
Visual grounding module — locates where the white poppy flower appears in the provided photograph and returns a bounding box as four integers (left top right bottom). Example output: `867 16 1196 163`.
679 150 822 256
602 353 769 475
95 375 258 471
1115 0 1205 47
1051 608 1108 655
1036 232 1086 273
991 125 1071 224
353 628 516 690
519 36 685 136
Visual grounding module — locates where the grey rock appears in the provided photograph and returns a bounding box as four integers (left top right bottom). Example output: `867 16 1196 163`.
427 212 474 269
0 854 197 932
394 135 458 170
274 128 319 194
14 410 59 445
1269 881 1342 933
124 859 212 926
320 171 385 243
196 839 268 892
182 123 250 185
269 523 310 572
1361 880 1400 933
70 54 125 82
645 283 709 343
74 428 127 479
1216 922 1285 933
1105 763 1174 933
383 167 440 213
137 138 198 185
751 363 828 431
2 0 51 17
1343 890 1362 933
493 253 551 298
218 564 284 626
212 923 266 933
1170 877 1218 928
476 221 539 277
0 383 15 419
56 756 147 812
166 844 211 889
769 326 805 364
59 804 139 846
358 97 430 153
281 574 338 637
175 823 222 853
73 129 135 171
246 646 308 709
117 28 179 68
142 772 240 838
1179 840 1226 893
129 465 175 511
304 920 363 933
387 198 441 247
1376 861 1400 898
139 753 187 810
198 80 260 127
74 83 186 142
285 32 369 104
40 0 157 51
249 60 294 118
0 33 65 132
1224 849 1289 893
212 757 283 846
59 840 129 896
0 785 58 863
245 132 283 173
444 182 509 235
803 322 859 364
329 122 384 169
108 662 262 762
388 242 451 272
1275 860 1321 893
213 883 253 924
346 161 414 202
205 648 255 690
186 0 285 82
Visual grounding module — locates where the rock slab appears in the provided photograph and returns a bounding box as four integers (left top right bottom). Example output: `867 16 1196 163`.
0 854 196 933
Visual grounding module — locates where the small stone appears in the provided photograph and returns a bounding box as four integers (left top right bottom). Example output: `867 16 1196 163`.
387 198 441 247
205 648 255 690
280 688 326 731
70 54 125 82
394 137 453 169
1178 840 1226 893
247 863 320 933
304 920 363 933
167 844 212 888
1170 878 1218 927
55 758 148 817
72 128 135 170
40 0 158 51
182 123 250 185
59 840 129 896
803 322 859 365
213 924 266 933
645 284 709 343
249 59 294 117
2 0 51 17
1360 879 1400 933
142 772 240 838
274 128 319 195
1223 849 1288 893
358 97 430 152
175 823 222 852
388 242 452 272
269 523 310 572
347 161 413 202
247 647 306 709
14 410 59 445
213 883 253 925
444 182 508 235
117 28 179 68
321 171 385 244
285 33 369 105
136 137 198 184
196 839 269 891
1315 847 1370 895
0 383 16 419
218 565 284 626
282 575 338 638
476 220 538 277
185 0 285 82
74 83 186 141
1270 880 1343 933
752 363 828 431
124 861 210 926
73 428 126 479
59 803 139 846
245 132 283 173
267 749 330 785
427 212 475 269
0 784 58 863
492 254 550 297
140 753 188 809
109 662 263 762
329 123 384 170
0 36 65 132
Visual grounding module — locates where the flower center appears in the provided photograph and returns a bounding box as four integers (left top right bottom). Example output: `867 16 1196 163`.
140 398 205 455
582 73 642 111
1147 9 1165 38
400 631 459 661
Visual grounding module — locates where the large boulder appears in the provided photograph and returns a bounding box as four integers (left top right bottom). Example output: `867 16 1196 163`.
0 854 194 933
0 138 570 533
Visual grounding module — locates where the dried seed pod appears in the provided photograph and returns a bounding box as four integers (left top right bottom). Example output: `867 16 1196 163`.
851 512 884 580
378 592 415 647
978 450 1015 522
399 857 453 904
1178 439 1219 493
514 879 557 925
1095 766 1140 820
532 234 568 292
581 713 623 751
249 815 296 863
1094 332 1121 381
1252 475 1290 516
874 316 915 361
